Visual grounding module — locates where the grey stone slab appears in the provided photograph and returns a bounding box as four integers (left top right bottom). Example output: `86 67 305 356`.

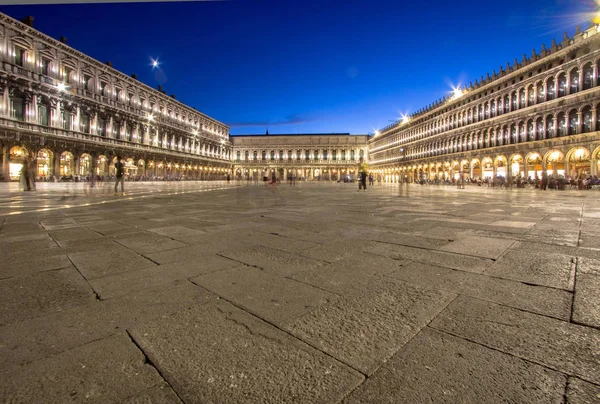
122 382 183 404
0 237 58 254
368 231 452 250
0 231 51 243
288 254 411 295
0 222 43 233
0 280 216 367
579 232 600 250
56 236 118 251
572 270 600 328
90 255 240 299
192 266 336 324
345 327 566 404
147 225 206 240
413 225 476 240
243 231 320 252
0 267 96 326
429 296 600 385
115 233 189 254
48 227 102 242
368 241 493 273
566 377 600 404
300 239 381 264
387 261 572 320
0 333 162 403
85 220 139 236
128 300 363 403
69 245 157 280
484 249 576 290
219 245 327 276
283 277 456 375
513 240 600 261
440 235 515 259
0 254 72 280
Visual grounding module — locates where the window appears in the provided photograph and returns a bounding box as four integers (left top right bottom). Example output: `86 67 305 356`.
313 150 318 161
38 104 49 126
253 151 258 160
341 150 346 160
279 150 283 160
83 75 91 90
351 150 355 160
332 150 337 160
570 69 580 93
262 151 266 160
150 102 155 111
322 150 328 160
115 88 121 101
140 98 145 109
270 151 275 161
97 117 106 137
61 111 70 130
100 82 108 97
64 67 73 84
14 47 24 67
236 151 240 161
288 150 292 161
245 151 249 161
113 121 120 137
305 150 309 160
127 94 133 104
80 113 90 133
41 58 50 76
11 97 24 121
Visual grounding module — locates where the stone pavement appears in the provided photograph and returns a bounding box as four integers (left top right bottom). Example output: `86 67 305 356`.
0 180 599 403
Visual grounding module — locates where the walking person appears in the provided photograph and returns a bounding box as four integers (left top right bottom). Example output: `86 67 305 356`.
271 171 277 186
114 155 125 196
358 156 368 191
541 171 548 191
21 155 32 191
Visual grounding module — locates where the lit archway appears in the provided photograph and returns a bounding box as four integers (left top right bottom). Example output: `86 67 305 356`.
566 147 591 179
79 153 92 176
9 146 29 180
525 152 543 179
509 155 524 178
36 149 53 177
60 151 74 177
544 150 565 176
494 156 507 179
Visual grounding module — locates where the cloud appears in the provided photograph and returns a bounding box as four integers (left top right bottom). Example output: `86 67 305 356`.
227 114 314 128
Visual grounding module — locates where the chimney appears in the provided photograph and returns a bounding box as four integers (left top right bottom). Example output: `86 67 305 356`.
157 84 163 92
21 16 34 27
59 36 67 44
105 61 113 67
170 94 176 99
131 73 137 79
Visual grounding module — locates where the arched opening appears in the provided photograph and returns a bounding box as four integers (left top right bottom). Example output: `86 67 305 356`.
9 146 28 180
471 159 481 180
79 153 92 176
557 73 567 97
567 109 578 135
557 112 566 137
547 77 556 101
137 159 145 177
36 149 53 177
567 147 591 179
125 158 137 176
97 155 108 176
482 157 493 179
59 151 74 177
535 118 544 140
570 67 580 93
495 156 507 179
545 150 565 176
583 63 593 90
526 153 543 180
460 160 469 181
536 82 545 103
546 115 555 138
510 155 524 179
582 106 592 133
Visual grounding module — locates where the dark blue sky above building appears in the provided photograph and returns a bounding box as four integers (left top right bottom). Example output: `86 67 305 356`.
0 0 595 134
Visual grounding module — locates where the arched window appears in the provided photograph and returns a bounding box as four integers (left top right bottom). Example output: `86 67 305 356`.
511 124 518 143
322 150 327 160
80 112 90 133
528 85 535 106
11 94 25 121
568 110 578 135
519 89 526 108
527 120 534 141
270 150 275 161
253 151 258 160
557 112 566 137
38 102 49 126
546 115 554 138
262 150 266 160
557 73 567 97
536 118 544 140
235 151 240 161
582 106 592 133
519 123 526 142
547 78 555 100
536 83 544 103
570 68 580 93
583 63 593 90
511 92 518 111
490 100 496 117
484 102 490 119
504 95 510 113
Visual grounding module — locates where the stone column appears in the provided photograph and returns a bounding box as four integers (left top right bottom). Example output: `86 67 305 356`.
577 111 583 135
1 145 9 182
592 108 598 132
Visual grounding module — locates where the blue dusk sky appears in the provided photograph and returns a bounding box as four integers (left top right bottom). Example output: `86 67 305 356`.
0 0 597 135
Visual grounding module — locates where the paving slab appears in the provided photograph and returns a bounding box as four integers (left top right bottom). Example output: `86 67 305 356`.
90 255 241 299
122 382 183 404
192 266 336 324
0 231 52 243
345 327 566 404
0 280 216 367
572 258 600 328
387 261 572 319
288 254 411 295
283 277 456 375
0 254 72 280
368 241 493 273
128 300 364 403
0 267 96 326
68 244 157 280
484 249 576 290
146 225 206 240
578 232 600 250
439 235 515 259
47 227 102 242
115 232 189 254
219 245 327 275
0 333 162 403
0 237 59 254
429 296 600 384
566 377 600 404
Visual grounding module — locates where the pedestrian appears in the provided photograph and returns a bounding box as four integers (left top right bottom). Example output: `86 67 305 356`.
541 171 548 191
271 171 277 186
114 155 125 196
226 173 231 184
21 156 32 191
358 156 368 191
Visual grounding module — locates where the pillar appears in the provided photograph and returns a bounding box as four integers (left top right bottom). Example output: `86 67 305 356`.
1 144 9 182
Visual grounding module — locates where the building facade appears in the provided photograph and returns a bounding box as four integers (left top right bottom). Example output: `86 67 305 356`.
0 13 232 182
369 24 600 184
231 133 369 181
